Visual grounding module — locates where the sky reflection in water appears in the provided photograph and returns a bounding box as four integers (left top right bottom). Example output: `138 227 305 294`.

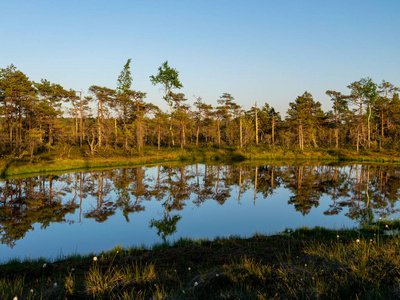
0 163 399 261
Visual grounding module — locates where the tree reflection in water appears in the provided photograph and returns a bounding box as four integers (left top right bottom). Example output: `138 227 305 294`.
1 163 400 248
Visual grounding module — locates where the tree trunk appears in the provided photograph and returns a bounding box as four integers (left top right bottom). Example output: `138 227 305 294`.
137 120 143 152
114 118 118 148
196 123 200 146
18 98 22 148
9 97 13 144
49 122 53 149
4 99 9 145
124 127 128 151
239 113 243 148
335 100 338 149
217 118 221 148
299 122 303 150
255 103 258 145
180 121 185 149
367 103 371 149
272 114 275 146
157 124 161 150
79 93 84 147
312 133 318 148
335 128 339 149
169 121 174 146
72 101 78 144
356 124 360 152
380 110 384 151
97 103 102 147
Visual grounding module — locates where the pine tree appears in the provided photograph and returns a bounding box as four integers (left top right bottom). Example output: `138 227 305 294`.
287 92 325 149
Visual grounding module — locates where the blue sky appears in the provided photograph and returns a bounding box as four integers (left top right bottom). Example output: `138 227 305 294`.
1 0 399 115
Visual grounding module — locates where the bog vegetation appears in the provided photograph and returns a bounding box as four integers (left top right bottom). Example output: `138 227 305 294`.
2 223 400 299
1 60 400 163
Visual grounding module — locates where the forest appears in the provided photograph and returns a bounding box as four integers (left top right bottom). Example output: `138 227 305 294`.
1 60 400 161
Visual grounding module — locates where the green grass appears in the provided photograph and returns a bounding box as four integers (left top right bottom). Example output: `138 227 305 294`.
2 145 400 178
2 223 400 299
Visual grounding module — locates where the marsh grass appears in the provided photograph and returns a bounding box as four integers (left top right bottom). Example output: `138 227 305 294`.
3 224 400 299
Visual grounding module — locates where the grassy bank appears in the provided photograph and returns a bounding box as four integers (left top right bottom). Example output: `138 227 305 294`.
2 220 400 299
2 145 400 177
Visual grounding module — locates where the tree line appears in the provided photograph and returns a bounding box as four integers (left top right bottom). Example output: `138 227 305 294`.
1 60 399 159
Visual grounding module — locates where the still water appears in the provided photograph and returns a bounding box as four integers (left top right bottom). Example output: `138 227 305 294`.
0 163 399 261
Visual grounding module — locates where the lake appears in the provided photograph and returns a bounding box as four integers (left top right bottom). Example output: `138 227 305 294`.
1 162 399 261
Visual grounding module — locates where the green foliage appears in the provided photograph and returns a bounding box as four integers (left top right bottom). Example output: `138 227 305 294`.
117 58 133 94
287 91 325 125
287 91 326 149
149 61 182 109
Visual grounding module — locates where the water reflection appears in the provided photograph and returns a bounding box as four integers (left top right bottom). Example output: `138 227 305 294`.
1 163 400 254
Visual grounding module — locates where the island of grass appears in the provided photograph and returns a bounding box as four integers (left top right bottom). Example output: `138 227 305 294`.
1 220 400 299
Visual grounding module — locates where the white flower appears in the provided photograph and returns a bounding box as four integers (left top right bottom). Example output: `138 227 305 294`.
194 282 198 287
337 235 339 238
42 263 47 268
356 239 360 243
305 264 307 267
188 267 191 271
71 268 75 272
30 289 34 293
93 257 98 262
216 273 219 277
182 290 185 294
54 282 57 288
380 217 382 220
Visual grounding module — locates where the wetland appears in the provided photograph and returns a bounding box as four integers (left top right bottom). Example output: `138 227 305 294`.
1 162 399 261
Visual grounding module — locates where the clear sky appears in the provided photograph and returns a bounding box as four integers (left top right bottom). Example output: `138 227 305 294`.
1 0 399 116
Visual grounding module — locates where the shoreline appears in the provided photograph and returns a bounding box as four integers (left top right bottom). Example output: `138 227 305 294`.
2 146 400 178
1 223 399 299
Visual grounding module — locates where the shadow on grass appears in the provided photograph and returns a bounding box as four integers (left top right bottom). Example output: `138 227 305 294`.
0 159 13 178
0 145 92 179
